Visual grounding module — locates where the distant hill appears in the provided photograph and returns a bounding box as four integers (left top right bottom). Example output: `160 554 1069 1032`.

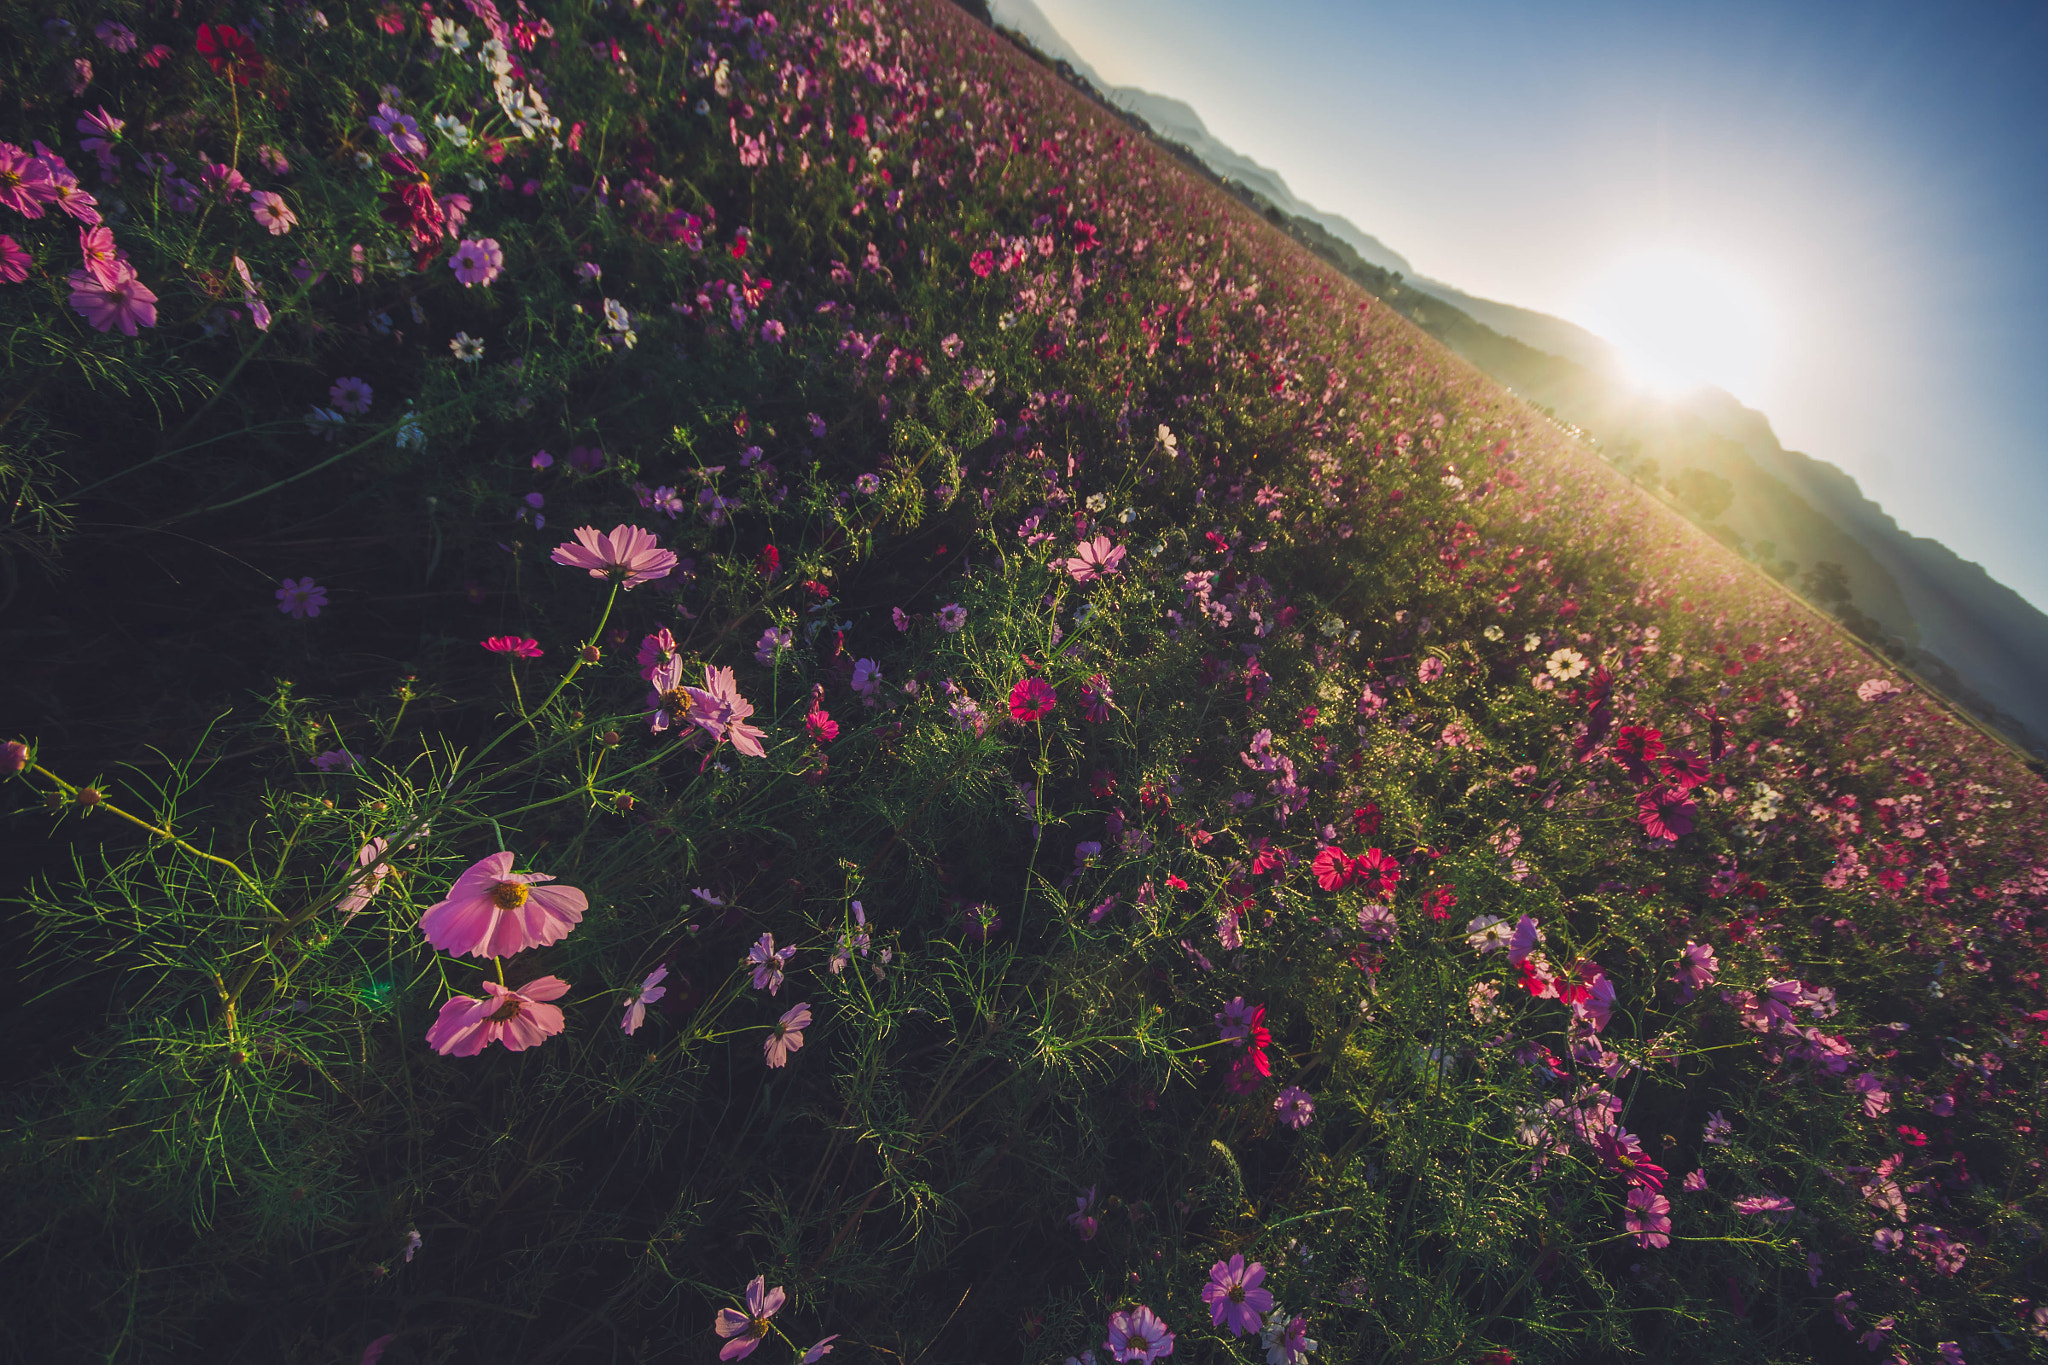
980 0 2048 756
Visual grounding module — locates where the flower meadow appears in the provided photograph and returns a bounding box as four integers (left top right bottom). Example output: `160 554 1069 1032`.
1 0 2045 1361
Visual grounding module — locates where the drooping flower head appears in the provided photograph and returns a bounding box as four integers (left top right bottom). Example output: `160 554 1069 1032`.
713 1275 786 1361
425 975 569 1055
764 1001 810 1067
1104 1305 1174 1363
621 965 668 1034
1068 1185 1099 1240
196 23 264 85
419 850 587 958
1201 1254 1274 1337
550 524 678 589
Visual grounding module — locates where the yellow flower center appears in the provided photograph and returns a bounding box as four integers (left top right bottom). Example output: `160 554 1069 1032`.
490 880 531 910
487 998 524 1022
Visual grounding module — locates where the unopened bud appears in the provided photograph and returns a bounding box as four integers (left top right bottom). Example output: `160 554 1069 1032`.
75 786 104 808
0 739 28 775
581 645 602 663
601 731 621 746
614 791 635 813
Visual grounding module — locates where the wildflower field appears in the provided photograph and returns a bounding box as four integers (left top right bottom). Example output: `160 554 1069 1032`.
3 0 2046 1361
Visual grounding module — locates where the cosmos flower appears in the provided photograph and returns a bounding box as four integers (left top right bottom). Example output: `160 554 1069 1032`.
1009 677 1057 722
763 1001 810 1067
481 636 543 658
275 577 328 618
714 1275 785 1361
1104 1305 1174 1363
620 965 668 1034
424 975 569 1056
748 933 794 993
1202 1254 1274 1337
1063 535 1127 584
550 524 679 589
1273 1085 1315 1129
418 851 587 958
67 263 156 335
1625 1189 1672 1249
249 190 296 234
451 236 504 287
329 376 373 414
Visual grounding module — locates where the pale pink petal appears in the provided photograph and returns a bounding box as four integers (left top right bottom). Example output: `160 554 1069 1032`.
425 995 494 1056
714 1308 752 1340
497 1000 563 1050
420 893 504 957
516 883 587 947
517 975 572 1002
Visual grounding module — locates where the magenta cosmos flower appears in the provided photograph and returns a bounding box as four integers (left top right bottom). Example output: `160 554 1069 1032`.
1201 1255 1273 1337
1104 1305 1174 1363
550 523 678 589
276 577 328 618
419 850 587 958
1063 535 1127 584
482 635 543 658
714 1274 786 1360
425 975 570 1056
0 234 29 283
1625 1188 1672 1249
1009 676 1057 722
68 264 157 335
764 1001 810 1067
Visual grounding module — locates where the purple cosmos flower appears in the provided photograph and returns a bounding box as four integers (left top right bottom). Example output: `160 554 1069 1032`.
1273 1085 1314 1129
1068 1185 1099 1240
329 376 373 414
621 964 668 1034
311 749 357 772
748 933 794 994
1702 1111 1733 1145
714 1275 786 1361
1674 941 1718 994
755 626 792 664
276 577 328 618
1104 1305 1174 1363
1201 1255 1273 1337
764 1001 810 1067
1260 1314 1317 1365
450 236 504 287
550 524 678 589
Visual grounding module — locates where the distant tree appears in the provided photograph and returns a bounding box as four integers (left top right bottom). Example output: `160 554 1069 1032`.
1671 467 1735 522
1803 560 1852 607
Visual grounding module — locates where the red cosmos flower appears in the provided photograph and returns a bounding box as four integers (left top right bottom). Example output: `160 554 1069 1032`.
1610 725 1665 783
1311 846 1354 891
1636 786 1697 842
756 543 779 578
1008 676 1056 722
1423 885 1459 920
1351 802 1382 835
1354 847 1401 899
196 24 264 82
378 154 445 253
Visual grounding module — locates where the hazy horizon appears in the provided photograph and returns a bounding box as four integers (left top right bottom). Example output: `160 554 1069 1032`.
992 0 2048 614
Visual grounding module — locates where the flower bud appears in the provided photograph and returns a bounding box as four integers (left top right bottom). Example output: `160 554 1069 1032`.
581 644 602 663
0 739 29 775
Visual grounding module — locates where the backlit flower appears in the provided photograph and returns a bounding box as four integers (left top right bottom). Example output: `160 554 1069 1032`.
714 1275 786 1361
0 235 28 283
250 190 296 234
450 332 484 362
651 663 768 757
620 965 667 1034
425 975 569 1055
67 264 156 335
195 23 263 85
748 933 794 993
482 636 543 658
1063 535 1127 584
764 1001 810 1067
419 850 587 958
551 524 679 589
1273 1085 1314 1129
451 236 504 286
1625 1188 1671 1249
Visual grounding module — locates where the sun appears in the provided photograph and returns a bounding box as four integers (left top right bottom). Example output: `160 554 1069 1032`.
1573 246 1780 400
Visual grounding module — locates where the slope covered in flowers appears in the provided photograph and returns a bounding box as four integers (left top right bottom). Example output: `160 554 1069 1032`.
1 2 2045 1363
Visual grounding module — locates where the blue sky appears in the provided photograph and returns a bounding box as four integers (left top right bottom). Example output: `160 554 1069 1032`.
1003 0 2048 610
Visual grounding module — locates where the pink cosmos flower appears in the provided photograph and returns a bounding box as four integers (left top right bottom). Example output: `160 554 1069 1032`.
329 377 373 414
0 235 28 283
1260 1313 1316 1365
715 1278 786 1361
276 577 328 618
1702 1111 1733 1145
250 190 296 234
764 1001 810 1067
1063 535 1127 583
550 524 678 589
1079 674 1114 722
419 850 588 958
1273 1085 1314 1129
1674 941 1718 994
798 1338 839 1363
1682 1169 1707 1192
1733 1193 1795 1220
937 603 968 632
1506 915 1544 966
1009 676 1057 722
748 933 795 993
338 837 393 916
0 143 55 217
1593 1128 1666 1191
1625 1188 1672 1249
621 964 668 1034
651 663 769 757
67 264 156 335
232 254 271 331
45 162 101 224
806 688 839 744
78 225 124 287
1202 1254 1273 1337
1104 1305 1174 1363
851 658 884 701
482 636 543 658
450 236 505 286
1636 785 1697 841
425 975 570 1055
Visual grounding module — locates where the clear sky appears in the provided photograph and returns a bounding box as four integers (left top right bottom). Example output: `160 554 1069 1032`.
1004 0 2048 611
